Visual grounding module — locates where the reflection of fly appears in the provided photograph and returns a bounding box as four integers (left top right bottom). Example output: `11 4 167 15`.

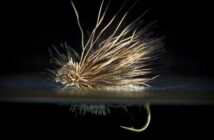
48 0 163 132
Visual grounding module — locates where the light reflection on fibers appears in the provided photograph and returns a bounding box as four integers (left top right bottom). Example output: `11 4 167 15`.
48 0 163 133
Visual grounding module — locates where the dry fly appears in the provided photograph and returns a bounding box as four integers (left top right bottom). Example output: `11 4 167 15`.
48 0 164 132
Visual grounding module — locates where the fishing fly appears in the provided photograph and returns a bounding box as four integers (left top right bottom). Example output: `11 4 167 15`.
48 0 163 132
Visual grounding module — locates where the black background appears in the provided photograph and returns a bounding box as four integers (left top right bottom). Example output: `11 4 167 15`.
1 0 214 77
1 0 214 139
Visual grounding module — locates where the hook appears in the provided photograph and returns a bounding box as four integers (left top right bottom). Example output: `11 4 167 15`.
120 104 151 132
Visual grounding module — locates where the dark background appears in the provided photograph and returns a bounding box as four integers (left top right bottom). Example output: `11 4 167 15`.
1 103 214 139
1 0 214 77
1 0 214 139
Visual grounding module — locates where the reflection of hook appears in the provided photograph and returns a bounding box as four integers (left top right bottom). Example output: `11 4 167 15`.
120 104 151 132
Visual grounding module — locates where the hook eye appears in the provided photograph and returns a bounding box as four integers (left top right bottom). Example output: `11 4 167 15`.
120 104 151 132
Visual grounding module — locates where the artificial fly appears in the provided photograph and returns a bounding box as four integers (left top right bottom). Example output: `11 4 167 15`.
48 0 163 132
